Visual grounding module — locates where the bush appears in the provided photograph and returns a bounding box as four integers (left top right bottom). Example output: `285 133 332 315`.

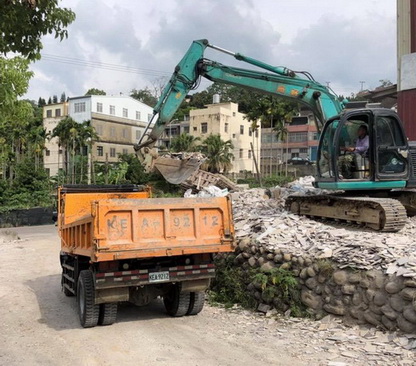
237 174 294 188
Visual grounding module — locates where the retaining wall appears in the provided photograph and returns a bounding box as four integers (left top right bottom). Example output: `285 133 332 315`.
0 207 54 227
234 237 416 333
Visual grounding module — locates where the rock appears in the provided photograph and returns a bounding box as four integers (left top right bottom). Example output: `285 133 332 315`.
283 253 292 262
380 304 398 320
317 274 327 283
238 238 251 251
266 253 274 260
402 306 416 324
363 311 381 326
341 284 355 295
306 266 316 277
280 262 291 270
248 257 257 267
260 261 276 273
368 304 383 316
385 281 402 294
297 256 305 267
348 273 361 284
349 307 364 320
359 278 370 288
235 253 245 264
397 315 416 333
323 303 345 315
299 268 308 279
332 270 348 285
352 292 362 306
403 279 416 288
257 257 266 266
390 295 405 312
301 289 322 309
400 288 416 301
257 303 271 313
365 289 376 303
381 315 396 330
250 246 257 254
273 253 283 263
305 277 317 290
314 285 323 295
373 291 387 306
242 252 251 259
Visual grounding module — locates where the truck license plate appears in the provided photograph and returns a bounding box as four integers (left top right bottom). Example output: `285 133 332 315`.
149 271 170 283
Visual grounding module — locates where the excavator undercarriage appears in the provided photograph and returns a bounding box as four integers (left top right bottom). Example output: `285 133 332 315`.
285 192 416 232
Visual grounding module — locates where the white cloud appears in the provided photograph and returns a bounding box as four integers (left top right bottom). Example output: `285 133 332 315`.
25 0 396 101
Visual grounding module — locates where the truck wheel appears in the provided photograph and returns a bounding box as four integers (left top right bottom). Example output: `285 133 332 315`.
98 303 118 326
187 292 205 316
77 270 99 328
163 286 191 317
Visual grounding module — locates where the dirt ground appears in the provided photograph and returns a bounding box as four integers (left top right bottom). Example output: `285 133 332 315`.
0 225 414 366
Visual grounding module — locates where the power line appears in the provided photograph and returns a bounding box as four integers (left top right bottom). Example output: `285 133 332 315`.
40 53 171 77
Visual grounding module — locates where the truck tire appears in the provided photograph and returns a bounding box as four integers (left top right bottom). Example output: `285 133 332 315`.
163 286 191 317
98 303 118 326
187 292 205 315
77 270 99 328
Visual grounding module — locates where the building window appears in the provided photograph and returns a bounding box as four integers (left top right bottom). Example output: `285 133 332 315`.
122 148 128 154
59 149 63 155
193 126 197 132
123 108 128 118
136 111 141 120
240 125 244 135
201 122 208 134
224 123 229 133
300 148 308 153
110 148 116 157
288 132 308 143
122 128 128 138
248 150 252 159
97 102 103 113
148 114 153 122
184 126 190 134
74 102 86 113
312 132 319 140
45 149 50 156
97 146 103 156
96 125 103 135
46 109 52 118
249 128 253 137
109 105 115 115
55 109 61 117
110 127 116 137
239 149 243 158
136 130 142 140
232 133 236 138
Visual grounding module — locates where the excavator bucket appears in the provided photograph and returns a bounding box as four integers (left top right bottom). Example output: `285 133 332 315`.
153 155 205 185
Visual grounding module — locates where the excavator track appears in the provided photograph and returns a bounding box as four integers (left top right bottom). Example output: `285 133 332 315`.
285 195 407 232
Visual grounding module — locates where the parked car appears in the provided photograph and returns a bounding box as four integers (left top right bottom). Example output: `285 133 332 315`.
288 157 313 165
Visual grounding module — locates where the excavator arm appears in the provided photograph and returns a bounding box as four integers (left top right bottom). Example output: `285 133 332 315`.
134 39 345 183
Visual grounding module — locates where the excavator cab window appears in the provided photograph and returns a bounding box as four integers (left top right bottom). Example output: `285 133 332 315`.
336 117 370 180
375 115 408 179
317 119 338 179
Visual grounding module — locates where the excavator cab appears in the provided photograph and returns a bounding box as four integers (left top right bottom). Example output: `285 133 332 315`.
315 109 410 191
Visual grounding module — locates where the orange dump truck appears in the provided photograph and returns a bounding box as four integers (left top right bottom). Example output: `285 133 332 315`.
58 184 235 328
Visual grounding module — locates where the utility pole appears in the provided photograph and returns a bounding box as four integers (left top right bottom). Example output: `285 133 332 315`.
359 81 365 91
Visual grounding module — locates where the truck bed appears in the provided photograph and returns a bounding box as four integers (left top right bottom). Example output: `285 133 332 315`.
59 188 235 261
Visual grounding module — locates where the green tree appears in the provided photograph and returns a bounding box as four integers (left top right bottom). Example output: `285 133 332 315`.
85 88 106 96
52 94 58 103
60 92 66 102
0 0 76 60
170 133 200 152
199 134 234 173
130 88 157 107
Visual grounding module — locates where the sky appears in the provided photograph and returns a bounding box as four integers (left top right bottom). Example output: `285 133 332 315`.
26 0 397 101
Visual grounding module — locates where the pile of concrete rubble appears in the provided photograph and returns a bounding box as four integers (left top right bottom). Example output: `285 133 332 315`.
230 177 416 277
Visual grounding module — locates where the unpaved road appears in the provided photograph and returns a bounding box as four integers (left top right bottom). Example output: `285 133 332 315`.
0 225 413 366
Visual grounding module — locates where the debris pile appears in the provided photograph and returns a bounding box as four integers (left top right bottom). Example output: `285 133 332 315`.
231 185 416 276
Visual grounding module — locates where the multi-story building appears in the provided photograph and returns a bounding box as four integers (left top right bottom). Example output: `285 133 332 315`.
43 102 69 176
43 95 154 176
260 109 319 175
160 102 261 175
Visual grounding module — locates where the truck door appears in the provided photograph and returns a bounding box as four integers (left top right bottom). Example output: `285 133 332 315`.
374 113 409 181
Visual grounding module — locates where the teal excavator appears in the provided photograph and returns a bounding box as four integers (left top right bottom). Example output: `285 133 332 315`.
135 39 416 232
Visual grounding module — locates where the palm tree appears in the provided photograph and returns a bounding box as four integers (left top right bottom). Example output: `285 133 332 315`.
170 133 200 152
199 134 234 174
